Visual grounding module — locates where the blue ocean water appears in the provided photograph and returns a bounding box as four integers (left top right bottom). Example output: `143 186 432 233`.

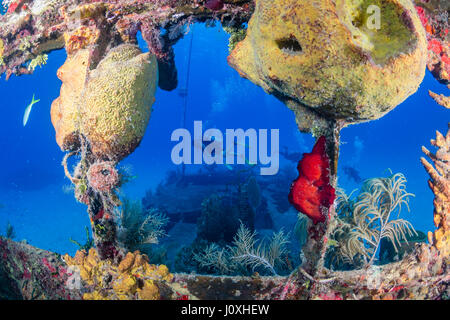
0 23 448 257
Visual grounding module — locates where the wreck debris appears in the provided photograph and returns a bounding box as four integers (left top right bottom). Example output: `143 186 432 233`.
0 236 447 300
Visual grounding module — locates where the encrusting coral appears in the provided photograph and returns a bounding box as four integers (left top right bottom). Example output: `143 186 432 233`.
61 3 106 55
414 1 449 109
228 0 428 131
63 249 173 300
421 124 450 260
429 91 450 109
64 25 101 56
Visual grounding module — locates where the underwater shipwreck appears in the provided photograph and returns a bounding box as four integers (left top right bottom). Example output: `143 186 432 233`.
0 0 449 300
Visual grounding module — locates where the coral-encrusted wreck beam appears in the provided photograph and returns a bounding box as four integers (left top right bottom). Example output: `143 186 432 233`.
0 0 253 79
0 237 82 300
0 237 448 300
288 134 338 279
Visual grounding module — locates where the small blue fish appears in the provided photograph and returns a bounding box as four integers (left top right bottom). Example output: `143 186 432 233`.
23 94 40 127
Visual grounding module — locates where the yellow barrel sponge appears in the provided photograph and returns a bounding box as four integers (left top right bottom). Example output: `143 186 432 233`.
81 44 158 161
51 44 158 161
228 0 427 126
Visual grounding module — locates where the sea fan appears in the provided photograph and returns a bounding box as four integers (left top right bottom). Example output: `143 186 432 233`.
330 172 417 268
335 187 357 219
230 224 289 275
193 243 236 275
117 199 169 253
193 223 290 276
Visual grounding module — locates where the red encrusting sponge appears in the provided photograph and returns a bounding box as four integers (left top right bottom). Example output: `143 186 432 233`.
288 136 336 224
